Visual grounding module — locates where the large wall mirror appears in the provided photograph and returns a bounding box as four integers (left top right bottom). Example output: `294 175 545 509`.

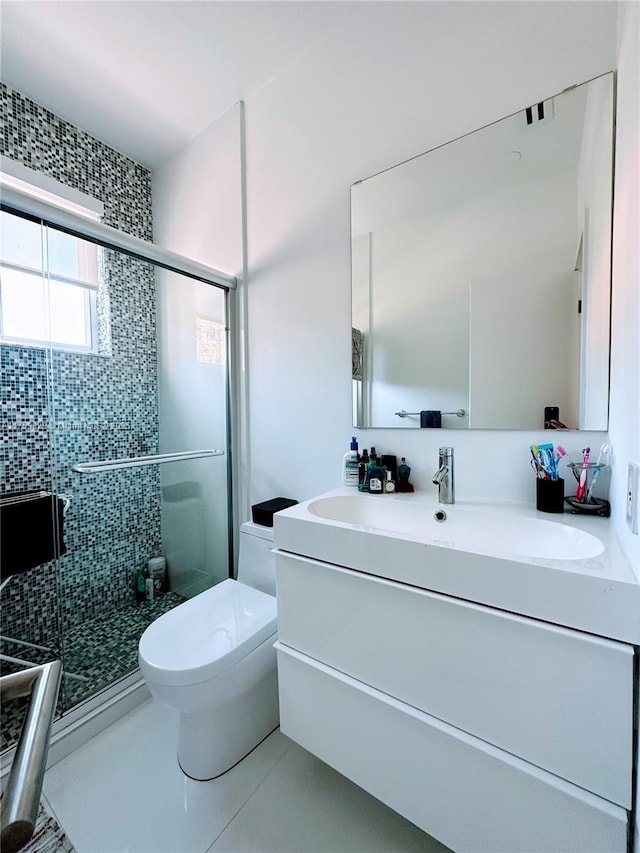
351 72 614 430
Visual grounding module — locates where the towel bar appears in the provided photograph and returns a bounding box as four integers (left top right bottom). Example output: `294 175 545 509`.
395 409 466 418
72 449 224 473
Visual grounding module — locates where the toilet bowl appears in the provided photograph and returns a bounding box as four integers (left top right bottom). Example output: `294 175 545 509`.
138 522 278 780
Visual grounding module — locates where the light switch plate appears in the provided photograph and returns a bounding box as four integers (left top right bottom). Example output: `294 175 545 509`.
627 462 640 534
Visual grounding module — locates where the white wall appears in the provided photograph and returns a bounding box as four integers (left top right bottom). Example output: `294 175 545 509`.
610 1 640 579
242 1 619 507
152 104 242 273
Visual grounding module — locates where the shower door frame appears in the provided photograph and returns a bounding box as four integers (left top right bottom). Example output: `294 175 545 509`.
0 185 240 769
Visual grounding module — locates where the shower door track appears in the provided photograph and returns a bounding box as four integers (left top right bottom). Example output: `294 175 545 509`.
0 185 238 291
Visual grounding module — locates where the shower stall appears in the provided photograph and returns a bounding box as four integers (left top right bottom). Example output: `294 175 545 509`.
0 186 237 755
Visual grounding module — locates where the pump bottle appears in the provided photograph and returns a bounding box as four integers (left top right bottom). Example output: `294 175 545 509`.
343 436 359 486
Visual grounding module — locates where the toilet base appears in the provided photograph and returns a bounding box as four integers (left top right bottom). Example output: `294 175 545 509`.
178 722 279 781
176 646 280 780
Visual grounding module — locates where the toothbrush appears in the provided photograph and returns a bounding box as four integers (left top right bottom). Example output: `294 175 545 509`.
575 446 591 502
549 445 566 482
585 443 612 502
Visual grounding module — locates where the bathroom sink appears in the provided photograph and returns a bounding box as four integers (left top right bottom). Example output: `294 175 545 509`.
307 494 604 561
274 489 640 644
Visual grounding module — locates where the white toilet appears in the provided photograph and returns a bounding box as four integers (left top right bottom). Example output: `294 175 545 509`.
138 521 278 780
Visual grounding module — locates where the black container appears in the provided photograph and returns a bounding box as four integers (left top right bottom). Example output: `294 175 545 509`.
380 454 397 480
251 497 298 527
536 478 565 514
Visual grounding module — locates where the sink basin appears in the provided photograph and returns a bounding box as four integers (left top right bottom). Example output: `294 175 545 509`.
307 495 604 561
274 488 639 644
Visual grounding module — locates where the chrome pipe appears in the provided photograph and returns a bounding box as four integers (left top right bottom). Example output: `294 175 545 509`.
1 660 63 853
72 448 224 474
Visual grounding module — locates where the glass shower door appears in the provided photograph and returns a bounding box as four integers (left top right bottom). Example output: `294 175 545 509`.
1 218 232 752
0 213 65 750
156 267 231 599
52 248 232 710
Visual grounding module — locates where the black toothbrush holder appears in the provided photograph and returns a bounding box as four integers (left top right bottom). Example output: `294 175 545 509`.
536 478 565 514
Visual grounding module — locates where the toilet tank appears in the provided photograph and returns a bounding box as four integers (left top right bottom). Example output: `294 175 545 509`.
237 521 275 595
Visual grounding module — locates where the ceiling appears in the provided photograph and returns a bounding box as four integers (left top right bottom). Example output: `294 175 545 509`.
0 1 358 168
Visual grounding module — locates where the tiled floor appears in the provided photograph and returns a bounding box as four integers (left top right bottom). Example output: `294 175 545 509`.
43 698 450 853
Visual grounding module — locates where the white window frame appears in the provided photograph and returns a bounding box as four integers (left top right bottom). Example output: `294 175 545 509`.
0 161 104 355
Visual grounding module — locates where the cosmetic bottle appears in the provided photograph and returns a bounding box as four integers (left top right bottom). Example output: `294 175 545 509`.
358 449 370 490
134 569 147 603
380 454 398 482
384 470 396 493
343 436 360 487
148 552 166 592
396 457 414 493
367 450 385 494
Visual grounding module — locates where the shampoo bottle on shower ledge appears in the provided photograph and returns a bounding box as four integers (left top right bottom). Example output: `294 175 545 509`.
148 552 167 592
134 569 147 603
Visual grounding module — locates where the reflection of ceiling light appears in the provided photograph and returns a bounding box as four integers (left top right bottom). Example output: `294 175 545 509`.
508 150 522 162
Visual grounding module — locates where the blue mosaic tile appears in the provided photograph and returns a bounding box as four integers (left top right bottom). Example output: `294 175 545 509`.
1 84 162 685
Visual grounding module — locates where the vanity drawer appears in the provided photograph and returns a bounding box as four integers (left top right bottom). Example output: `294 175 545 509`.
275 550 634 807
276 644 627 853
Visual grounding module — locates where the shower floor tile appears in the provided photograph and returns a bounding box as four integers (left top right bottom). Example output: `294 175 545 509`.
1 592 185 752
61 592 186 708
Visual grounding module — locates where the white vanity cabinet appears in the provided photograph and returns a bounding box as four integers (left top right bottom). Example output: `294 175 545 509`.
274 549 634 852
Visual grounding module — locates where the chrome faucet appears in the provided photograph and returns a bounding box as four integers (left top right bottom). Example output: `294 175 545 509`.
432 447 455 504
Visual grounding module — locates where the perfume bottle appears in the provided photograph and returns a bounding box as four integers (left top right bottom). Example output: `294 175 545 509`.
358 449 370 490
396 457 414 493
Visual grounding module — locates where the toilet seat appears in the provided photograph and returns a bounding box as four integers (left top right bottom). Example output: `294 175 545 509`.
139 579 277 688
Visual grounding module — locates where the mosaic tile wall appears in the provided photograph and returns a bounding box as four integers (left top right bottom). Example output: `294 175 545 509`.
0 84 161 656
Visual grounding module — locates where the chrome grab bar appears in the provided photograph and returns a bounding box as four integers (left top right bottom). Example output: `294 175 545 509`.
72 448 224 473
0 660 63 853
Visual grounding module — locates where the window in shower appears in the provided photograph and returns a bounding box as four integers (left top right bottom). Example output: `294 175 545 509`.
0 173 102 353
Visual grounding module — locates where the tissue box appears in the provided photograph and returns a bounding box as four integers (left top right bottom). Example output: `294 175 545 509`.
251 497 298 527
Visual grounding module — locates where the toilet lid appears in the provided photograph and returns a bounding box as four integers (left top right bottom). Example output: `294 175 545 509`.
139 579 277 687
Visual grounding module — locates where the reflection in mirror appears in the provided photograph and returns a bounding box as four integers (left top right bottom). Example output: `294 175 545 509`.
351 73 614 430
